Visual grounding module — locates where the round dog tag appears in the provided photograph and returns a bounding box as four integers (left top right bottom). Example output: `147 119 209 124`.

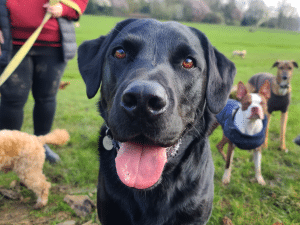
103 136 113 150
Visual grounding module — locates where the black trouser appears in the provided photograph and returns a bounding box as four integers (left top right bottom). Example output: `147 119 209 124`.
0 46 67 135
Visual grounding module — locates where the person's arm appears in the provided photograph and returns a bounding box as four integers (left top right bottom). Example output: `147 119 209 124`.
60 0 89 20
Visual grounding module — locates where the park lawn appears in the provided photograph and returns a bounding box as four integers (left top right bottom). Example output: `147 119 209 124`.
0 15 299 224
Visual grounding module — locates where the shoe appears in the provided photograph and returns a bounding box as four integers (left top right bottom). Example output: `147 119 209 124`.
44 144 61 164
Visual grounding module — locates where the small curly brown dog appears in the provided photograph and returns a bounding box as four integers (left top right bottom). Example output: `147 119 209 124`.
0 129 69 209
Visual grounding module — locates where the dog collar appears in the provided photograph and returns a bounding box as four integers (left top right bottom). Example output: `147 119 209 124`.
102 126 180 158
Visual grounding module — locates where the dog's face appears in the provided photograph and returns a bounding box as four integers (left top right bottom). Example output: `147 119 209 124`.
273 60 298 86
78 19 235 189
237 81 270 120
101 21 208 146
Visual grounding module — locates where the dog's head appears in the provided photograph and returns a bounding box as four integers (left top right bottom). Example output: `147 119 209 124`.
78 19 235 189
272 60 298 87
236 81 270 120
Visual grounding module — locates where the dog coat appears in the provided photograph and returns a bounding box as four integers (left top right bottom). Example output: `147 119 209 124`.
216 99 267 150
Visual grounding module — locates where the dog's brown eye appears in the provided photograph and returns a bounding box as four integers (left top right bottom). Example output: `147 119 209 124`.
114 48 126 59
182 57 194 69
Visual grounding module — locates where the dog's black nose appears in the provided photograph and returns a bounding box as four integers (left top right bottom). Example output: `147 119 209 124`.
121 81 168 117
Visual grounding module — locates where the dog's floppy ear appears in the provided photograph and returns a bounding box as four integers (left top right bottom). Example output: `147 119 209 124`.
272 60 280 68
189 27 236 114
78 19 138 99
292 61 298 68
78 36 106 98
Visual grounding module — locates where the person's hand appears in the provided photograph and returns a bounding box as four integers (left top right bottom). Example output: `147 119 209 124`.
0 30 4 56
43 3 63 18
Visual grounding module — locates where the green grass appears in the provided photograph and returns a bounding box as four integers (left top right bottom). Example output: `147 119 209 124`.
1 15 300 224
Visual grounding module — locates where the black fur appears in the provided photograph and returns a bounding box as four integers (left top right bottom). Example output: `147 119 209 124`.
78 19 236 225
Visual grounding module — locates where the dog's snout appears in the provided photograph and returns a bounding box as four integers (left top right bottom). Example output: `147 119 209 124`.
282 75 288 80
121 81 168 117
250 106 264 119
251 106 259 114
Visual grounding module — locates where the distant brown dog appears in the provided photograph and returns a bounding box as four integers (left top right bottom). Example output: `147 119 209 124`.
0 129 69 209
247 60 298 152
232 50 246 58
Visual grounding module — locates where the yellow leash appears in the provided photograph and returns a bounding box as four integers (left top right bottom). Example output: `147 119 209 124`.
0 0 81 87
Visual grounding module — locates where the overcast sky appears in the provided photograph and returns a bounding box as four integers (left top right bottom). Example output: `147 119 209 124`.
251 0 299 14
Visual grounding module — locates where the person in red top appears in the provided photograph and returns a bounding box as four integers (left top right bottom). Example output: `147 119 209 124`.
0 0 88 163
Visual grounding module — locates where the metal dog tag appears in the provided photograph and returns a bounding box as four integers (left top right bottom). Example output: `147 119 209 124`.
103 136 113 151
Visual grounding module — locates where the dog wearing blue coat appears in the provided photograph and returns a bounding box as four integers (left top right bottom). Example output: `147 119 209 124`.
214 81 270 185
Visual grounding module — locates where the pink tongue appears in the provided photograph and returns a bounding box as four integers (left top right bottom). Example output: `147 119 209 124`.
115 142 167 189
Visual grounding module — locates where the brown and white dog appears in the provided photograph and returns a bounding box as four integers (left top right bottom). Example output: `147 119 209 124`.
232 50 246 58
214 81 270 185
247 60 298 152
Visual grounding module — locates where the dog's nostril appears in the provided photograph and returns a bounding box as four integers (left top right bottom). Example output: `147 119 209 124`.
251 107 259 113
148 96 167 111
122 93 138 108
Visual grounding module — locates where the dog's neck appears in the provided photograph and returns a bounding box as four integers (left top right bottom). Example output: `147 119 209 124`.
278 86 289 96
273 78 289 96
233 94 265 136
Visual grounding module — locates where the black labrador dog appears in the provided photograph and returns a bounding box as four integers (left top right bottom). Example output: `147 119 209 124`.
78 19 236 225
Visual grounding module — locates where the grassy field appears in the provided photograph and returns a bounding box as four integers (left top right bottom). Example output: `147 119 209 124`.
0 15 300 224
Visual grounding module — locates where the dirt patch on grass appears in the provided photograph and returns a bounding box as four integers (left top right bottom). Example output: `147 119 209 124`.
0 182 99 225
0 199 74 224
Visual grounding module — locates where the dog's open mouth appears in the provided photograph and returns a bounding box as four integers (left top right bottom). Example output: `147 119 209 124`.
115 137 180 190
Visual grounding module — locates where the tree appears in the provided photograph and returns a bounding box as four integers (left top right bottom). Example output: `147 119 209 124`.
149 0 192 21
127 0 141 14
140 0 151 14
241 0 269 27
204 0 222 12
223 0 240 25
277 0 299 30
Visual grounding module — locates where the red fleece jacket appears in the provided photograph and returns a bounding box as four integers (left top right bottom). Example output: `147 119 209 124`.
6 0 88 46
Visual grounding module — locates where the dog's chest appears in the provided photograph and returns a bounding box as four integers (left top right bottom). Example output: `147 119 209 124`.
278 87 288 96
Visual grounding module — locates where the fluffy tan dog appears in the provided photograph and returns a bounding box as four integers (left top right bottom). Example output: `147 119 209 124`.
0 129 69 209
